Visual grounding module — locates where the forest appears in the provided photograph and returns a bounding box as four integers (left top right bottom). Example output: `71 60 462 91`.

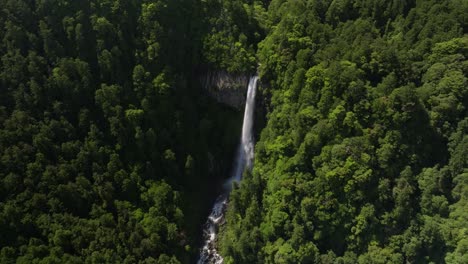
0 0 467 263
0 0 244 262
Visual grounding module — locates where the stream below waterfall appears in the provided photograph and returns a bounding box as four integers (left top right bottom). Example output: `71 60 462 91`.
197 76 258 264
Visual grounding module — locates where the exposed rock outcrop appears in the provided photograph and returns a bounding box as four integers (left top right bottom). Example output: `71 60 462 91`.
202 71 250 109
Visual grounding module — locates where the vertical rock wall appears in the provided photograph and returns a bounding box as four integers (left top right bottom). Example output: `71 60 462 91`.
202 71 250 109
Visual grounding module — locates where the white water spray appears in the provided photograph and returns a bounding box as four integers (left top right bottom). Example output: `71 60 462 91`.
198 76 258 264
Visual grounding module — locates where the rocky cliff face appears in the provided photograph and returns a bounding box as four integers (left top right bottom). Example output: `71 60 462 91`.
202 71 250 109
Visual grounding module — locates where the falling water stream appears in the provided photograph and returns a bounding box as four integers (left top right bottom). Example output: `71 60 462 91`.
197 76 259 264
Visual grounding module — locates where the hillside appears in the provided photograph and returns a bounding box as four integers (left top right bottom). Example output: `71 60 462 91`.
0 0 467 263
219 0 468 263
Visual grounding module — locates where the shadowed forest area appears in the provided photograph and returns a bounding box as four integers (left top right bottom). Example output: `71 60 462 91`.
0 0 467 263
0 0 246 262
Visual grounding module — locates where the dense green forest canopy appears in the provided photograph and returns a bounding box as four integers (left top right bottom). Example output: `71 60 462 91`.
0 0 245 263
218 0 468 263
0 0 467 263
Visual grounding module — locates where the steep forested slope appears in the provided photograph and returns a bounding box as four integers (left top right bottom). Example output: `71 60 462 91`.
1 0 467 263
0 0 244 263
220 0 468 263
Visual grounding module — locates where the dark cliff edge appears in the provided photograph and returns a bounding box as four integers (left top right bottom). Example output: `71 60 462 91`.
200 70 268 144
201 71 251 109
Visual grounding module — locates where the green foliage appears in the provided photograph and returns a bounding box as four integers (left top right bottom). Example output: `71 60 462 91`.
1 0 467 263
0 0 243 263
201 0 267 73
219 0 468 263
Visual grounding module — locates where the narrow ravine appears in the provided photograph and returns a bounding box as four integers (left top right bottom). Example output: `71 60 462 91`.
198 76 259 264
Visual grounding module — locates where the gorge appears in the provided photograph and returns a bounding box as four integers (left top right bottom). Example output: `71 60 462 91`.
0 1 466 263
198 76 259 264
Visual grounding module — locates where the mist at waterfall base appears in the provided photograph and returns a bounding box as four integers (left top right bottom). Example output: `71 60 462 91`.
198 76 258 264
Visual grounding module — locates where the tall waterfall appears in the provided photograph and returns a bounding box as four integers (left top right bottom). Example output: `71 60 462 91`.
198 76 259 264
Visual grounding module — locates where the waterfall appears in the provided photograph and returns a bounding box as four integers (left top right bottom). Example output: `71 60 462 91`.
198 76 259 264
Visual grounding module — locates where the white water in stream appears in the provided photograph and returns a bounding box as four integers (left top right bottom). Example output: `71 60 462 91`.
197 76 258 264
